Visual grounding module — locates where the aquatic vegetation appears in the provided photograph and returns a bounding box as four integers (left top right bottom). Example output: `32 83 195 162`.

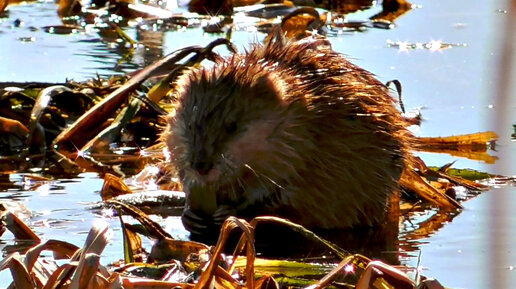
0 202 447 288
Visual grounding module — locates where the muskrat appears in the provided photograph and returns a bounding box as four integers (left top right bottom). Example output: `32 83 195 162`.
163 33 412 236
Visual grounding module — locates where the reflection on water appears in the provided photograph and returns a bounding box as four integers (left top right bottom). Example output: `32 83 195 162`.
0 0 516 288
135 29 164 66
0 1 161 81
74 38 141 75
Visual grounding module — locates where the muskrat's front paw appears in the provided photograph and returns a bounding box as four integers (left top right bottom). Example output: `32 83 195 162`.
181 208 210 235
212 205 237 226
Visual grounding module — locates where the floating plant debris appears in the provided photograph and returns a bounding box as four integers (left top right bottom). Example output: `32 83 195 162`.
43 25 80 35
17 36 34 42
0 206 443 288
387 39 468 52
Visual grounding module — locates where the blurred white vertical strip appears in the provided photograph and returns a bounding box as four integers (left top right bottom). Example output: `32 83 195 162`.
165 0 178 11
491 0 516 288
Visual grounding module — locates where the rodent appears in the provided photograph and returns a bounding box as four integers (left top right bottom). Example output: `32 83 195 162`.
162 32 412 237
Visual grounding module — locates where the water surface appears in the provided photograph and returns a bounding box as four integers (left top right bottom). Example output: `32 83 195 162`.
1 0 516 288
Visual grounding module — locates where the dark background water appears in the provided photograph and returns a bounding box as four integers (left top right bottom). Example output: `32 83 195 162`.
1 0 516 288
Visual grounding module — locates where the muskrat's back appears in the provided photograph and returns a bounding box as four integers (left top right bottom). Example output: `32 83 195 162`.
163 35 411 235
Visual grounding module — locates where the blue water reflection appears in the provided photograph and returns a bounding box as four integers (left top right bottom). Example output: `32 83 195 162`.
1 0 516 288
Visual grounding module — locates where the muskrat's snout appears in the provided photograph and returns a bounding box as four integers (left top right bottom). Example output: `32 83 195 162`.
191 158 213 176
189 132 217 175
191 150 213 176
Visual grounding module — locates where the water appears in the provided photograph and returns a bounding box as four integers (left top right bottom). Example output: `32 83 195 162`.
1 0 516 288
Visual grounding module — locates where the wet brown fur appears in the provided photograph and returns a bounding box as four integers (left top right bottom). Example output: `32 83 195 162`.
163 33 413 233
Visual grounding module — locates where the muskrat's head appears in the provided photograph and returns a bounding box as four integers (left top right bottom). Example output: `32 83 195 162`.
163 56 297 232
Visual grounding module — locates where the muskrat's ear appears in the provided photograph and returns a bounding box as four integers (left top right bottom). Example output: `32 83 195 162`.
249 74 285 104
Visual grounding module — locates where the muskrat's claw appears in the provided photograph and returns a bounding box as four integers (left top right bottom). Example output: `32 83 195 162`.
212 205 237 226
181 208 210 235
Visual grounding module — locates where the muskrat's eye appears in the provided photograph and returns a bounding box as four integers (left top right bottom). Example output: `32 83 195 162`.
226 121 237 133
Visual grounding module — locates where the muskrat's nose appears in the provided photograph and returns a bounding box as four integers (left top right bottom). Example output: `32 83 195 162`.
191 147 213 175
193 160 213 175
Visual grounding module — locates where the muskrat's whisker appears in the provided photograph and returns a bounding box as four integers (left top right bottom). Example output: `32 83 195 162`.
223 171 240 201
216 155 242 201
229 182 239 202
244 163 285 191
235 175 246 191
